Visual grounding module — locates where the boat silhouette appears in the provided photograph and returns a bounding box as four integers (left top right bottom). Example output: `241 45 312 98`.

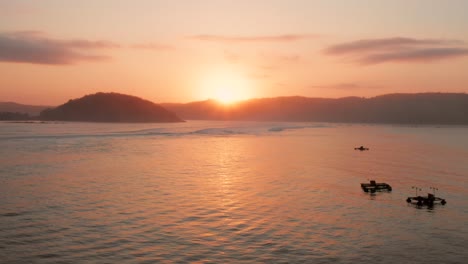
361 180 392 193
354 146 369 151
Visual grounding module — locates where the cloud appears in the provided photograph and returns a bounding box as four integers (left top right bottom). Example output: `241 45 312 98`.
0 31 118 65
324 37 468 64
361 48 468 64
324 37 459 54
187 34 317 43
275 54 301 62
131 43 174 51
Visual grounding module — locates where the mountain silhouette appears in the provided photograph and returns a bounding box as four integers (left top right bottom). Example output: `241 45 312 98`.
40 92 184 122
161 93 468 124
3 92 468 124
0 102 50 116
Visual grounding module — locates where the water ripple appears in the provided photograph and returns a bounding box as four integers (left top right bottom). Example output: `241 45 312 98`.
1 122 467 263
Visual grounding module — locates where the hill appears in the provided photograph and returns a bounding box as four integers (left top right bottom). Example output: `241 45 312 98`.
162 93 468 124
40 92 184 123
0 102 50 116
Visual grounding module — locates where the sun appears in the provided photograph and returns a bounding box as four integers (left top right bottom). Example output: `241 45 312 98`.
200 69 251 104
215 88 238 104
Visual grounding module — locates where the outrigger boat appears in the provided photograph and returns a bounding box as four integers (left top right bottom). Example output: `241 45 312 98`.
406 193 446 206
355 146 369 151
361 180 392 193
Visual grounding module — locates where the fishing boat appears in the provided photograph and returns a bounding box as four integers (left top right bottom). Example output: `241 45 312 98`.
406 193 446 206
361 180 392 193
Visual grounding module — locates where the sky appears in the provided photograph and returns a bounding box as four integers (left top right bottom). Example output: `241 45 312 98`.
1 0 468 105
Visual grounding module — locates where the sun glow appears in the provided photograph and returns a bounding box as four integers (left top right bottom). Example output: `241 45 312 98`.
200 69 252 104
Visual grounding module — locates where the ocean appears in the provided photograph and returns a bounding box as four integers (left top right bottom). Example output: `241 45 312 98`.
1 121 467 263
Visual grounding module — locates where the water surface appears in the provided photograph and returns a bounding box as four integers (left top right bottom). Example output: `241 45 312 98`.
1 121 467 263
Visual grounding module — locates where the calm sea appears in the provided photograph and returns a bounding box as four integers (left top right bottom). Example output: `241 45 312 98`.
1 121 467 263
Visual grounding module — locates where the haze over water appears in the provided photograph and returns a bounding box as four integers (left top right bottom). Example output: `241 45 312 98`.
1 121 467 263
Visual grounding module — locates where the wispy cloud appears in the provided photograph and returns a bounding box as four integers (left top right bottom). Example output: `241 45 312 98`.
131 43 174 51
187 34 317 43
274 54 301 63
361 48 468 64
324 37 468 64
0 31 118 65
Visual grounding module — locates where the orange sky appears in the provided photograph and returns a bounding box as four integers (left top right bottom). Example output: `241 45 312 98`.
1 0 468 105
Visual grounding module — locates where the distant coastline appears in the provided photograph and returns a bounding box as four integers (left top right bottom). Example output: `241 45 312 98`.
1 92 468 124
162 93 468 125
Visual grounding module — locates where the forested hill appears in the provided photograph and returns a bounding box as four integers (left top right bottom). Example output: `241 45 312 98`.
162 93 468 124
40 92 184 123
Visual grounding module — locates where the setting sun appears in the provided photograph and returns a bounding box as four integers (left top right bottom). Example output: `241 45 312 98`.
200 69 252 104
